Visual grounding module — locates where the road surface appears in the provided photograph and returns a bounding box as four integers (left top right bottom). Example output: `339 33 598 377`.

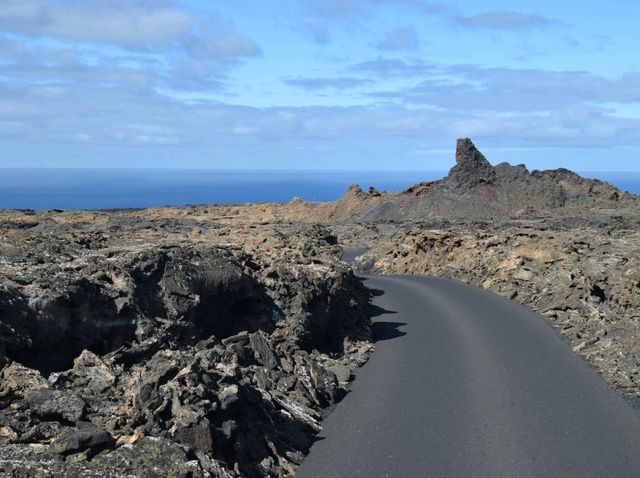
297 275 640 477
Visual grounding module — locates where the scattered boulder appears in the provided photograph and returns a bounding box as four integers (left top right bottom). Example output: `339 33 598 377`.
23 389 86 424
50 423 114 456
173 418 214 455
249 332 278 370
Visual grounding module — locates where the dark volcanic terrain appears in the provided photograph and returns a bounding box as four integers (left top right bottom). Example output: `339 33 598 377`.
1 138 639 476
0 220 372 477
384 138 633 220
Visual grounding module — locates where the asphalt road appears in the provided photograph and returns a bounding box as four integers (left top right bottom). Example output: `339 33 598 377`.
297 275 640 478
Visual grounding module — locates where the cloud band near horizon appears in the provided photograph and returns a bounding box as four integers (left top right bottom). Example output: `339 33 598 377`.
0 0 639 171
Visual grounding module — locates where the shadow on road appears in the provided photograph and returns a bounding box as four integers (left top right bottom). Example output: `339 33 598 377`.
368 286 386 297
372 321 407 342
299 279 407 461
366 288 407 342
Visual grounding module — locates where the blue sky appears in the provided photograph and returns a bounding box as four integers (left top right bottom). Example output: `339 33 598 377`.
1 0 639 171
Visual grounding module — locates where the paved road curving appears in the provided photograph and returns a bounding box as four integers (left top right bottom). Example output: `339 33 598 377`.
297 275 640 478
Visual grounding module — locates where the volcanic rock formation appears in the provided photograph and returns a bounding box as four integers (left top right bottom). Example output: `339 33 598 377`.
0 220 372 477
357 138 637 221
447 137 497 196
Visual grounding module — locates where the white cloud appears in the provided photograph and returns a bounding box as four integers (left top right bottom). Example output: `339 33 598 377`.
283 77 374 90
382 66 640 111
0 0 194 47
375 26 420 51
453 10 556 30
303 0 451 19
1 75 638 153
351 58 434 77
0 2 261 93
0 2 637 169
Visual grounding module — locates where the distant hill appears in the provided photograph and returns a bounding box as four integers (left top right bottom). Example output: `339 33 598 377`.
111 138 637 224
338 138 638 221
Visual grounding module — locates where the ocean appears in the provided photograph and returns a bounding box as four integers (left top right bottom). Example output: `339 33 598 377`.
0 169 638 211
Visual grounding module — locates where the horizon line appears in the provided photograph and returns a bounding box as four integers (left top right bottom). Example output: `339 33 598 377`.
0 167 638 174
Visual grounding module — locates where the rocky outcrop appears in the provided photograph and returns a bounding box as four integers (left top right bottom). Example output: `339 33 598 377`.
0 220 372 477
446 137 497 196
370 138 636 220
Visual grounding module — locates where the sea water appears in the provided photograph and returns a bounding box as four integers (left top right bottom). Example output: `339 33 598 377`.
0 169 638 211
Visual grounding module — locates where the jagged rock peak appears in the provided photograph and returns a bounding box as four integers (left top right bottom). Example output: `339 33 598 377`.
342 184 383 199
446 138 496 192
455 138 491 167
340 184 366 201
347 184 364 194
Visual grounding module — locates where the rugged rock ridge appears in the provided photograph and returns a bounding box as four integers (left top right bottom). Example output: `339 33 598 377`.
117 139 636 226
362 137 637 221
0 220 373 477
